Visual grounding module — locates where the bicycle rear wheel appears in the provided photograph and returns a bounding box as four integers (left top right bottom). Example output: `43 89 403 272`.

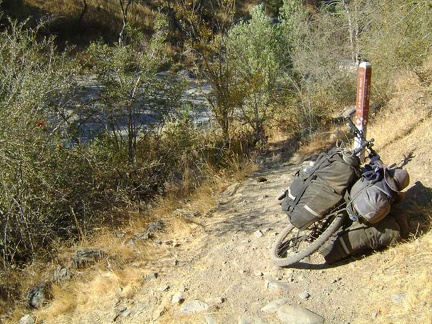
271 211 346 267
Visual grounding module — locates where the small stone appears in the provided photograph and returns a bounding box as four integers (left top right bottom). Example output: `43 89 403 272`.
152 305 166 321
299 292 310 300
71 248 106 268
238 316 265 324
205 297 225 305
261 298 290 313
174 209 199 218
172 292 184 304
205 314 218 324
331 277 341 284
177 300 209 315
265 280 293 291
120 309 131 318
18 315 34 324
391 293 406 303
53 265 72 283
159 285 170 292
27 284 50 309
254 230 264 238
143 273 158 282
277 305 324 323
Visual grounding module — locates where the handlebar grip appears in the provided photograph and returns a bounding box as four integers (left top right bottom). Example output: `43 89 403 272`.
345 116 357 131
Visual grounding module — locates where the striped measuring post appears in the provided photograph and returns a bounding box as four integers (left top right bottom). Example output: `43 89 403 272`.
354 61 372 161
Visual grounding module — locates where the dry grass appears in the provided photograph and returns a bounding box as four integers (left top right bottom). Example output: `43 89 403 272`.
35 267 147 323
368 72 432 155
20 176 231 322
357 228 432 324
353 63 432 323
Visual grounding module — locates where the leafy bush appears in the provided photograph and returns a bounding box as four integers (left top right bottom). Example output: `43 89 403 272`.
227 4 288 144
358 1 432 100
0 18 85 265
277 0 432 126
278 0 358 136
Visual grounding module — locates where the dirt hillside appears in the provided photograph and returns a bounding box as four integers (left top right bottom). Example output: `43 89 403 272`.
15 72 431 324
29 116 431 324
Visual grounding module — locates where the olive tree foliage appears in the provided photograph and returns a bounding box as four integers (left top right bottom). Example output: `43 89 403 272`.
86 14 185 165
278 0 432 134
278 0 360 135
0 18 88 266
0 11 187 267
356 0 432 99
174 0 242 143
83 13 206 206
344 0 432 99
226 4 287 144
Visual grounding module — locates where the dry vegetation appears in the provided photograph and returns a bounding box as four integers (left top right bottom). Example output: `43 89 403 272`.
2 60 430 324
2 0 261 46
1 1 431 322
359 65 432 323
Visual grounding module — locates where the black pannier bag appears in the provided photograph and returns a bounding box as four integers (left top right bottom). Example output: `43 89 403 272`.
279 147 360 230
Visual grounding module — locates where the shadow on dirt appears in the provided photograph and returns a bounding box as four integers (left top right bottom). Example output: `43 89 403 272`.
399 181 432 234
203 138 302 236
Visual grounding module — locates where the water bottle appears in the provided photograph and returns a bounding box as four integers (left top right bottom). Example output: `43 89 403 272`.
302 161 315 175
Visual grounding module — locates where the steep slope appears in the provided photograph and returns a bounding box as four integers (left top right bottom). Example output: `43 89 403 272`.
32 106 431 324
14 70 430 324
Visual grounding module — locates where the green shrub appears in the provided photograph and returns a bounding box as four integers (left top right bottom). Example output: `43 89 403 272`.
227 4 288 144
0 18 86 265
359 1 432 100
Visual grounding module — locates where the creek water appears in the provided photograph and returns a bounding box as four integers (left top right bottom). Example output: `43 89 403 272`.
66 71 213 144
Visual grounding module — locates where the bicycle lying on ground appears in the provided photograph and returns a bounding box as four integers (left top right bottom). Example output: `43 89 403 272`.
270 116 408 267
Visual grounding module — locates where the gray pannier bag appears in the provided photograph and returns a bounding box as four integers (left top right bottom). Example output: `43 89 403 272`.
279 147 360 230
347 167 410 224
319 166 410 264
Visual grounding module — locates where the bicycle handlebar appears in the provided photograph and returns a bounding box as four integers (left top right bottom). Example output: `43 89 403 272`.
344 116 379 160
345 116 362 137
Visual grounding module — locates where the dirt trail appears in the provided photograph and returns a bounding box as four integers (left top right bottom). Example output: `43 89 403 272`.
130 115 431 324
104 143 417 324
125 152 357 323
34 111 432 324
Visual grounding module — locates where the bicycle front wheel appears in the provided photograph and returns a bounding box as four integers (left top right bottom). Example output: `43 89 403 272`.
271 211 346 267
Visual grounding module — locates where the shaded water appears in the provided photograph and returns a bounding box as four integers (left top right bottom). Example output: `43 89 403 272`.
64 71 213 144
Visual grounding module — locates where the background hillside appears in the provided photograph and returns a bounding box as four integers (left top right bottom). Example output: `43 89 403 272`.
7 66 432 324
0 1 431 322
0 0 261 46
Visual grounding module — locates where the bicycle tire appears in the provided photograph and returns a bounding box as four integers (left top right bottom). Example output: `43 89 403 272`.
271 211 346 267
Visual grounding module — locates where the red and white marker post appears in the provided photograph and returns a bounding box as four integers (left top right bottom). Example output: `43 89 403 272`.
354 61 372 161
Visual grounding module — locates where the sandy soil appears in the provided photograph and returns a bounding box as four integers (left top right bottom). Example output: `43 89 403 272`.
25 102 432 324
105 117 431 324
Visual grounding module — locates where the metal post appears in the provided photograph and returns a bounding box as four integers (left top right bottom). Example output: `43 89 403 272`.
354 61 372 161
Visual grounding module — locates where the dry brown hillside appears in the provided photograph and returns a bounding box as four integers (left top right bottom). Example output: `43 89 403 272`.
5 69 432 323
